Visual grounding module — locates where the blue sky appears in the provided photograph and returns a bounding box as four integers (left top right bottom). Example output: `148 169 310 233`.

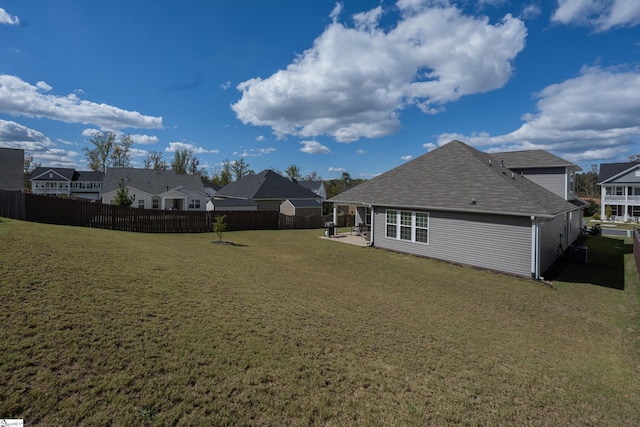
1 0 640 179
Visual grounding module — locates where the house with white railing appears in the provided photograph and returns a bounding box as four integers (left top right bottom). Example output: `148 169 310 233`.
598 162 640 222
30 167 104 200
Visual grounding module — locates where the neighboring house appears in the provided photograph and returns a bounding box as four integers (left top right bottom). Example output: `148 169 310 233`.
203 183 220 199
101 168 207 211
297 180 327 200
329 140 583 279
280 198 323 216
0 147 24 191
598 162 640 221
207 198 258 211
215 170 322 211
30 167 104 200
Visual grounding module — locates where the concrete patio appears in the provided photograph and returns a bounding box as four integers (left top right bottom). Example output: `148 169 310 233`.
318 230 371 247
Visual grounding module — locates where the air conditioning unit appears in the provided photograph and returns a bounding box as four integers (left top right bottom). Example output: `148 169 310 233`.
568 245 588 264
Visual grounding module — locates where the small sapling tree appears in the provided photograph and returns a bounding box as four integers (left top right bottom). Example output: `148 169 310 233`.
213 214 227 243
114 179 135 207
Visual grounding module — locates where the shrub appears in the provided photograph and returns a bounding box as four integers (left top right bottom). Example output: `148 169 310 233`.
592 213 601 221
590 224 602 236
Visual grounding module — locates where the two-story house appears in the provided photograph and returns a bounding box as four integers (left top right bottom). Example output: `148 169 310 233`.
598 162 640 221
30 167 104 200
329 140 584 280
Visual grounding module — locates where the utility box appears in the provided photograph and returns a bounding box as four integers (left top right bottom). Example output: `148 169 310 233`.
568 245 588 264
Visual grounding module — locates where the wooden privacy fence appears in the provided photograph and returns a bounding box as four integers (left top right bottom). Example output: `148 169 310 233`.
1 191 339 233
0 190 25 220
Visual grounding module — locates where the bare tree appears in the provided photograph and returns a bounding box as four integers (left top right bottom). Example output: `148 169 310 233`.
143 151 168 170
84 131 117 172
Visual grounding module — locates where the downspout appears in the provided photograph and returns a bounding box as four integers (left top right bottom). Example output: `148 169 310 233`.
332 204 337 225
531 216 541 280
369 205 374 246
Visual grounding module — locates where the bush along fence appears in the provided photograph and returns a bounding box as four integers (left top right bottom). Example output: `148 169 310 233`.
0 191 354 233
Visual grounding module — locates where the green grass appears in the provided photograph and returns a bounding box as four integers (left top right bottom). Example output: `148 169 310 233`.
1 218 639 425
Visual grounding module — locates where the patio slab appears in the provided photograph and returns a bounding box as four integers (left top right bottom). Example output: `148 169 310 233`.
318 231 371 247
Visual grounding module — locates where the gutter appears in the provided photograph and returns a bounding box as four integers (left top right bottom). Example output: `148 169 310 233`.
329 200 566 220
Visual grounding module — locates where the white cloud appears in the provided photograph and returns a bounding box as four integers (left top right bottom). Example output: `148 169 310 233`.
520 4 542 20
552 0 640 31
300 140 332 154
0 119 80 167
422 142 438 151
166 141 219 154
221 81 232 90
356 149 366 155
131 134 159 145
437 66 640 163
256 135 266 141
0 8 19 25
401 155 412 160
232 2 526 143
238 147 276 157
0 74 163 130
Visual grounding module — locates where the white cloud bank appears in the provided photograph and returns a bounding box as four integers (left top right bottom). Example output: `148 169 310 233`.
0 75 163 130
0 8 19 25
232 1 526 143
436 66 640 163
300 140 332 154
552 0 640 32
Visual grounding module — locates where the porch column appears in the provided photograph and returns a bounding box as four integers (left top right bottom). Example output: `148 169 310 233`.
369 205 374 245
332 204 337 225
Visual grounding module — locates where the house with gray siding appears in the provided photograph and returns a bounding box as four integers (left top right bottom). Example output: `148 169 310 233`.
329 140 583 279
0 147 24 191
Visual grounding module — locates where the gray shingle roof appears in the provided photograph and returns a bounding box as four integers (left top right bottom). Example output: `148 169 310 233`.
598 162 639 183
329 140 579 218
285 198 323 208
216 170 321 200
102 168 206 195
491 150 581 170
31 167 76 181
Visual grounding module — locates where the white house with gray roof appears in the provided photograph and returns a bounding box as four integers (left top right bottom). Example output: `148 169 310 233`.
101 168 207 211
329 140 583 279
30 167 104 200
598 161 640 221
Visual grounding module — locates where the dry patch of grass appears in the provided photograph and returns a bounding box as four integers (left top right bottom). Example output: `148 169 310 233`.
1 219 639 425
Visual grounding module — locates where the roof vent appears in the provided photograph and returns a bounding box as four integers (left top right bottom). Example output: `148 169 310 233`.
488 159 492 166
500 160 505 168
512 173 515 179
470 198 477 205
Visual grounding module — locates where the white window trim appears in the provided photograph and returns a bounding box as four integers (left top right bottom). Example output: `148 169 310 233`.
385 209 429 244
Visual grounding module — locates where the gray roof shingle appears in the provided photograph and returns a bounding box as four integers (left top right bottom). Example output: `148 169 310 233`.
491 150 581 170
216 170 321 200
102 168 206 195
329 140 579 218
598 162 639 183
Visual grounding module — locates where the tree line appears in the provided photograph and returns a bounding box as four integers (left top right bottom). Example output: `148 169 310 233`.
80 131 365 197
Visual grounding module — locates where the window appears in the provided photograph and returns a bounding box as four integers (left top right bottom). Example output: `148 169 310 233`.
615 186 624 195
386 210 397 238
386 210 429 244
188 199 201 209
152 197 159 209
138 199 145 209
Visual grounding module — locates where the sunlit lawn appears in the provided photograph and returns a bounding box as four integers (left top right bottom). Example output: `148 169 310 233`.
1 218 639 425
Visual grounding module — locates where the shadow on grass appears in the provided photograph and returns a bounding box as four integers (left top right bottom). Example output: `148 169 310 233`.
544 236 632 290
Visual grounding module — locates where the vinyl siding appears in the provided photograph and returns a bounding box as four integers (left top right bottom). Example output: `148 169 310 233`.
373 209 532 277
608 169 640 184
539 215 565 274
515 167 567 199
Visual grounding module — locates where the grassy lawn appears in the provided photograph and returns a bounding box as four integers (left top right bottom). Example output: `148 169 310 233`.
1 218 639 425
